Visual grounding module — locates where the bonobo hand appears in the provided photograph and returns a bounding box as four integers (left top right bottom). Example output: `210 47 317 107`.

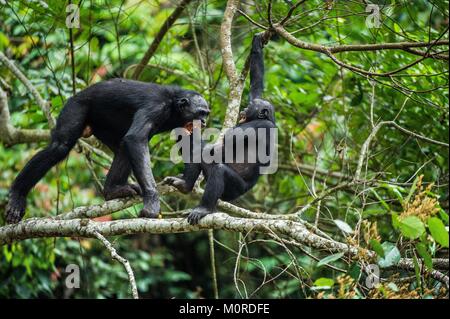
5 193 27 224
187 206 212 225
162 175 190 194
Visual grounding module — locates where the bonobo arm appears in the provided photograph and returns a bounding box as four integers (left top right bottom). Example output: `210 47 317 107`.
123 109 160 218
249 34 265 101
163 132 203 193
163 163 201 194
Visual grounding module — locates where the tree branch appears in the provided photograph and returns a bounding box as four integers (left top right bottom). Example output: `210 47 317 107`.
220 0 245 129
0 213 362 256
273 24 449 54
2 210 447 286
0 85 50 145
273 24 449 76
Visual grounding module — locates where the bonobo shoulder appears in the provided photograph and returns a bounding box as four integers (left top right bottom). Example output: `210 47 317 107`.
238 119 275 129
256 119 276 128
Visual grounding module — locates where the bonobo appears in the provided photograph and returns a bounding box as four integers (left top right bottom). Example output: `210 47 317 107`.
164 34 276 224
5 79 210 223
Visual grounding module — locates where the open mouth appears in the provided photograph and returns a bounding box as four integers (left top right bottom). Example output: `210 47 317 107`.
183 119 206 135
239 111 247 124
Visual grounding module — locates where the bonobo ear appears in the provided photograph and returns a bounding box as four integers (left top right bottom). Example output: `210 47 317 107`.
258 108 269 119
177 97 190 108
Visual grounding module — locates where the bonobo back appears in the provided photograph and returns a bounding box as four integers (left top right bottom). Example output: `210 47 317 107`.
5 77 209 224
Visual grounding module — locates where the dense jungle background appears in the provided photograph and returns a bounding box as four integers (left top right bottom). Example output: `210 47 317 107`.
0 0 449 299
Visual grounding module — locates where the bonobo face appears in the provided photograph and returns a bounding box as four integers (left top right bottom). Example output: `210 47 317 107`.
176 93 210 131
239 98 275 124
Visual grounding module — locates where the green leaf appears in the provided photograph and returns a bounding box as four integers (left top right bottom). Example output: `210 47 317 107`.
317 252 345 267
3 246 12 262
362 208 388 218
378 242 401 268
381 183 405 203
428 217 449 247
347 263 361 280
370 189 390 210
333 219 353 234
416 243 432 269
369 239 385 258
399 216 425 239
392 213 401 230
439 210 449 225
405 175 420 204
314 278 335 287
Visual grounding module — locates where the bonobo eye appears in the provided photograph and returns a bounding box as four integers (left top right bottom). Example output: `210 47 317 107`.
258 108 269 119
178 97 190 108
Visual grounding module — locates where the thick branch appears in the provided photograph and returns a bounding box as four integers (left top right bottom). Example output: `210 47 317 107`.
2 212 447 286
396 258 449 288
0 213 361 256
132 0 193 80
0 85 50 145
220 0 245 129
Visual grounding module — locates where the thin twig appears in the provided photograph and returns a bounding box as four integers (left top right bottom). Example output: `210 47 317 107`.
208 229 219 299
132 0 193 79
93 231 139 299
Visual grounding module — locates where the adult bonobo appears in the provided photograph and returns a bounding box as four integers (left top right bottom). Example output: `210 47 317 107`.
164 34 276 224
6 79 210 223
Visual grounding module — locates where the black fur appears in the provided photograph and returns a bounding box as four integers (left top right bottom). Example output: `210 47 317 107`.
5 78 209 223
164 34 276 224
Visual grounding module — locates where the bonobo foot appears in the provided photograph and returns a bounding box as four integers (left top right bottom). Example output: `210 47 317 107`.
163 175 191 194
187 206 213 225
103 184 142 201
139 207 160 219
5 193 27 224
139 192 161 219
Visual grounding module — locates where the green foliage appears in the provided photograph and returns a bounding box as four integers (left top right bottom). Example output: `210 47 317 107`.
0 0 448 299
378 242 401 268
398 216 426 240
428 217 449 248
313 277 335 288
317 253 344 268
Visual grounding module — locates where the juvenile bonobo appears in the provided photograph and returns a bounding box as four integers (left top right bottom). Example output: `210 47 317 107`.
164 34 276 224
6 79 209 223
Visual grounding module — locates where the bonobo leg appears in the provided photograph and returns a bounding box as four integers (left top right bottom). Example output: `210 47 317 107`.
163 162 201 194
103 145 141 200
6 97 87 223
123 111 160 218
187 164 248 225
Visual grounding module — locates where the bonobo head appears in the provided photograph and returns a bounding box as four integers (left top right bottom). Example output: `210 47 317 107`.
239 98 275 124
175 92 210 132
